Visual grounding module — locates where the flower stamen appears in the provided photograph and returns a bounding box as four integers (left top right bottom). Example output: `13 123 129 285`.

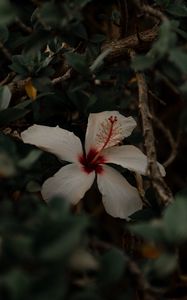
91 115 119 163
101 116 118 151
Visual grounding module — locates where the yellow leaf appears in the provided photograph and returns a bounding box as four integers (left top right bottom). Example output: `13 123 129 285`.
25 79 37 100
141 243 161 259
179 274 187 283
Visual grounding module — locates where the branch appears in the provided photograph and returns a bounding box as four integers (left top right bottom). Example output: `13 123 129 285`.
91 239 158 300
0 41 12 61
132 1 167 22
148 90 166 106
52 68 72 85
0 72 15 87
142 5 167 22
130 50 173 207
127 259 158 300
151 115 181 167
7 27 158 95
103 26 158 63
118 0 129 37
15 17 33 33
8 78 30 94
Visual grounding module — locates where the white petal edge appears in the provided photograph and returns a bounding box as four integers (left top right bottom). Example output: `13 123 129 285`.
97 165 142 219
85 111 137 153
21 124 83 163
101 145 166 176
41 163 95 204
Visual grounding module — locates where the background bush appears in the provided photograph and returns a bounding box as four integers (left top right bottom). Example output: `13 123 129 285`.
0 0 187 299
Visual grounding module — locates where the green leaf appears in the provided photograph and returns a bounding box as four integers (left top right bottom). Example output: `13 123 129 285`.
155 0 170 7
75 0 92 8
180 108 187 130
164 195 187 244
1 270 30 300
89 34 106 43
26 180 41 192
98 248 126 284
176 188 187 199
169 48 187 74
15 99 32 109
174 27 187 40
70 290 102 300
166 4 187 17
0 0 15 25
10 55 29 75
0 25 9 43
69 248 99 272
40 218 88 260
65 52 90 75
72 23 88 40
129 220 166 243
131 55 155 71
18 150 42 169
150 20 176 58
0 85 11 111
148 253 178 277
0 107 30 126
0 151 16 177
48 197 70 218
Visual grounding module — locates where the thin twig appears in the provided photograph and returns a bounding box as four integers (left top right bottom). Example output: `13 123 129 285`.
91 239 158 300
141 5 168 22
132 0 167 21
134 172 151 207
8 78 31 94
0 73 15 87
127 259 158 300
151 115 180 167
156 71 180 95
52 69 72 85
15 17 32 33
118 0 129 37
0 41 12 61
6 27 158 95
148 90 166 106
130 50 173 207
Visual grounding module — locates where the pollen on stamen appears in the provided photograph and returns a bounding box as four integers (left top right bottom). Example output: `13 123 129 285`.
108 115 118 124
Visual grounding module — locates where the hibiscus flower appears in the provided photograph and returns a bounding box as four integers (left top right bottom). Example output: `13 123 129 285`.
21 111 165 219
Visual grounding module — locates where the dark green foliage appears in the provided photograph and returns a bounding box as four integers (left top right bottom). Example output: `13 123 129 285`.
0 0 187 299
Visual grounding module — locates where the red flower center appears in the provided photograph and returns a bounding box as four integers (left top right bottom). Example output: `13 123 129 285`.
78 148 106 174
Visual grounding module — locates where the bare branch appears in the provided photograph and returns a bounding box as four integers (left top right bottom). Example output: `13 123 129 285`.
0 73 15 87
127 259 158 300
141 5 168 22
151 115 181 167
103 26 158 63
0 41 12 61
91 239 158 300
118 0 129 37
148 90 166 106
6 27 158 95
130 50 173 207
132 1 167 22
15 17 33 33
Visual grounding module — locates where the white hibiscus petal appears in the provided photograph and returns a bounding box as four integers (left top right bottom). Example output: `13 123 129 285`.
97 165 142 219
102 145 165 176
85 111 136 154
41 163 95 204
21 124 83 162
